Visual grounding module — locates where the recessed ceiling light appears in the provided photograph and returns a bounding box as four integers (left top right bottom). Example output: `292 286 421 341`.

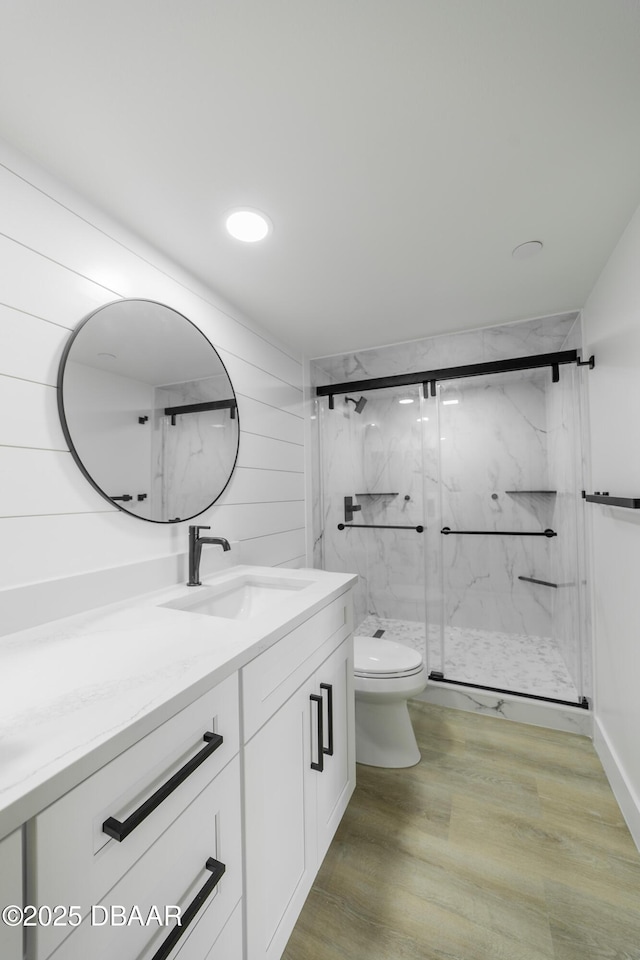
225 209 272 242
398 398 414 404
512 240 543 259
441 399 459 405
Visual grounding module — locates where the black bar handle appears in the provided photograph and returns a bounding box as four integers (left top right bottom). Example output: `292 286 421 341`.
441 527 557 538
150 857 226 960
111 494 133 502
320 683 334 756
338 523 424 532
103 732 223 842
310 694 324 772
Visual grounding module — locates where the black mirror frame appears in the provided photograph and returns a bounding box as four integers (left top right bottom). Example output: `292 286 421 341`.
57 298 240 524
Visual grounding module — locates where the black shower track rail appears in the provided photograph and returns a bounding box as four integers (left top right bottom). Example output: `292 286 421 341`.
316 349 590 403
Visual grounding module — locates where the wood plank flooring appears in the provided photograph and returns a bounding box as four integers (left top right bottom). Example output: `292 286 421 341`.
282 702 640 960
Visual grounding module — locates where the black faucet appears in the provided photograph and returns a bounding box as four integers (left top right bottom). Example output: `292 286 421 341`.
187 525 231 586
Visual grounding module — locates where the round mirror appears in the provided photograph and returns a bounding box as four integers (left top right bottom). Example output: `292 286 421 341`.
58 299 239 523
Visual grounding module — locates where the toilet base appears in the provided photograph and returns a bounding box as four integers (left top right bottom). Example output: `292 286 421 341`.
355 697 421 768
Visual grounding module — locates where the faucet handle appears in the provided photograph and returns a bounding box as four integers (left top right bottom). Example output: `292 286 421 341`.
189 524 210 536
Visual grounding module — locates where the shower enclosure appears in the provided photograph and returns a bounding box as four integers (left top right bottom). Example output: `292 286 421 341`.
314 350 589 708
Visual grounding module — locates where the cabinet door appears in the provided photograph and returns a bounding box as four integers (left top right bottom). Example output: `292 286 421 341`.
244 683 317 960
173 897 242 960
0 829 22 960
314 637 355 861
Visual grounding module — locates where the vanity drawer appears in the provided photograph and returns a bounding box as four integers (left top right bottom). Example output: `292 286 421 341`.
34 756 242 960
242 594 352 741
31 673 239 959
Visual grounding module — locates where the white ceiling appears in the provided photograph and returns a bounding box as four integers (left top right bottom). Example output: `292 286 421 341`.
1 1 640 358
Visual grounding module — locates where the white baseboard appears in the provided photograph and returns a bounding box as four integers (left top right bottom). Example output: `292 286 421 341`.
593 717 640 853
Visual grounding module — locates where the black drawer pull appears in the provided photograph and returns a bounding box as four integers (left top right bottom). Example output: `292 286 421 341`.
103 731 223 842
320 683 334 756
150 856 225 960
310 694 324 772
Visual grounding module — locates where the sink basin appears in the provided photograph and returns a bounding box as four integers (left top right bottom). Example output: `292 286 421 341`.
162 575 314 621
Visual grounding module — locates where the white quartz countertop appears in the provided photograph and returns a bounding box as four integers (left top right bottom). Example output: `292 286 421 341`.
0 565 356 840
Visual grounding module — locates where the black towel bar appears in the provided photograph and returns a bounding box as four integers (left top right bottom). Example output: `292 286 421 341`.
441 527 557 537
338 523 424 532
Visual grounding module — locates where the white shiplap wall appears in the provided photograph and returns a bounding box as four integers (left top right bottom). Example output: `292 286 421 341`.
0 140 306 634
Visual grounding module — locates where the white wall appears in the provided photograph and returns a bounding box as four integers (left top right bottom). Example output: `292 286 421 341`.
583 200 640 849
0 140 306 634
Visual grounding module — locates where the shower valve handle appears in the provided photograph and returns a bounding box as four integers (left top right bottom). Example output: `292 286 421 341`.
344 496 361 523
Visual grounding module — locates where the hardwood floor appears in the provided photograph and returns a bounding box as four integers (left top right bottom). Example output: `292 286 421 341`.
282 702 640 960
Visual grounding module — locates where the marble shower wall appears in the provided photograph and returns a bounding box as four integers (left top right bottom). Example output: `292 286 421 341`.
153 375 238 521
313 313 578 385
317 385 427 627
313 312 586 694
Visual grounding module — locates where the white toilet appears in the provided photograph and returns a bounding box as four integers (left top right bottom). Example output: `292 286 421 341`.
353 635 428 768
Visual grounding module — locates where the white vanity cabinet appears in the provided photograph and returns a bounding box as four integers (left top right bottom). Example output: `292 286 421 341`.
0 828 22 960
28 673 242 960
242 593 355 960
0 571 356 960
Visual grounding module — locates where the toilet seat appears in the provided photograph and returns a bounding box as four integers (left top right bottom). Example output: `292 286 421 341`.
354 635 424 679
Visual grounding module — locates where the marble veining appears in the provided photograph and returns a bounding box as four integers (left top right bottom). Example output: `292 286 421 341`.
311 312 578 386
153 375 237 521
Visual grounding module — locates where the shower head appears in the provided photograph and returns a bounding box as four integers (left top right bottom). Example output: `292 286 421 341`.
345 395 368 414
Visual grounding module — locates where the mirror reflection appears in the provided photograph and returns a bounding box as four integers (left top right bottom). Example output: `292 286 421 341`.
58 299 239 522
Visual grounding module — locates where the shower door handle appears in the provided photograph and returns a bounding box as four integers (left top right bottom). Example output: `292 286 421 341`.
310 693 324 772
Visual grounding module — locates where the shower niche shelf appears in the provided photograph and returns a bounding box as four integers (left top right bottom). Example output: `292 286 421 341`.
583 493 640 508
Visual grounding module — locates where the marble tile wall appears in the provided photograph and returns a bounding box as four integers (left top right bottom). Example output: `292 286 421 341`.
153 375 238 522
313 312 578 385
316 385 427 627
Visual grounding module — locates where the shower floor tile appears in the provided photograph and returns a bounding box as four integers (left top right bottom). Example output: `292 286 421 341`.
356 615 580 703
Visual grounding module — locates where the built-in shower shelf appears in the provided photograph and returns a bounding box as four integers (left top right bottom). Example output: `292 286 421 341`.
583 493 640 508
355 492 399 497
506 490 557 495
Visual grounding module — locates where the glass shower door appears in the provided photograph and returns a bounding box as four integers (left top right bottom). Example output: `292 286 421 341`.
317 384 428 664
432 367 584 705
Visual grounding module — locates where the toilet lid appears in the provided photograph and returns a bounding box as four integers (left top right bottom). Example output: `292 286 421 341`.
354 635 423 678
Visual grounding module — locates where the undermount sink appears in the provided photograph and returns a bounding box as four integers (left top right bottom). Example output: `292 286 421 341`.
162 574 314 621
